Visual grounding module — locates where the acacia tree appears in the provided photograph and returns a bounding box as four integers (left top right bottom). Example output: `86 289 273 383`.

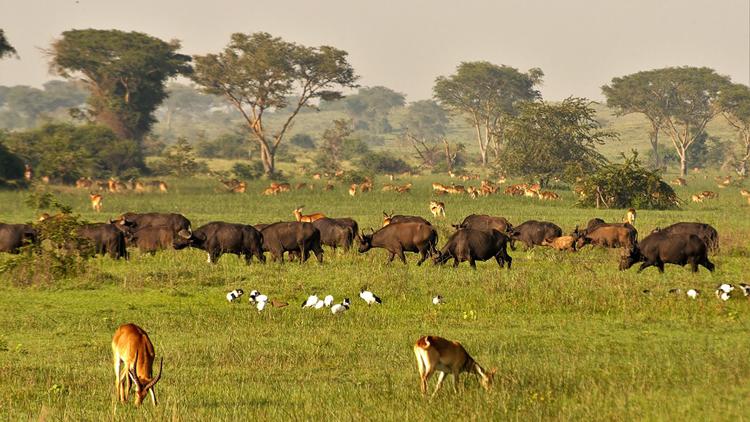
718 83 750 175
433 62 542 166
49 29 192 159
400 100 448 170
501 98 614 185
191 32 359 175
0 29 17 59
343 86 405 133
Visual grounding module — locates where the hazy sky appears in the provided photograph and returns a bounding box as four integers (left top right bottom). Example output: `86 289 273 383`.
1 0 748 101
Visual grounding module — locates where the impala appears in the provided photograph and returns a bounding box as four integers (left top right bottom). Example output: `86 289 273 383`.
293 206 326 223
429 201 445 218
413 335 496 397
89 194 103 212
112 323 163 406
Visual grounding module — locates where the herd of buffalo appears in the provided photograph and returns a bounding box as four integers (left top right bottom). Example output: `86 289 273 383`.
0 211 719 273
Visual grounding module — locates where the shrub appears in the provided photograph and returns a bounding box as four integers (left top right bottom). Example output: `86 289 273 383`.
290 133 316 149
232 161 264 180
575 152 679 209
356 152 412 175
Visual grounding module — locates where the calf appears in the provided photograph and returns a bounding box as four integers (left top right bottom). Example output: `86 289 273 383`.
509 220 562 249
312 218 354 252
259 222 323 263
541 235 579 251
77 223 127 259
173 222 265 264
358 222 438 265
433 229 512 269
619 231 714 273
0 223 37 253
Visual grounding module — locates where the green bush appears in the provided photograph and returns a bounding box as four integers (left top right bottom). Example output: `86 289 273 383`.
356 152 412 175
232 161 264 180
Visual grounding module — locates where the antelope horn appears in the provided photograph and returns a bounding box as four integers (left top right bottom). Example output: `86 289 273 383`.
129 350 142 388
143 357 163 391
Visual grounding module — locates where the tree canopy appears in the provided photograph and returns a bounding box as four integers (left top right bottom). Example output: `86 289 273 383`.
0 29 17 59
342 86 405 133
718 83 750 175
49 29 192 151
434 62 543 165
500 98 614 184
191 32 359 175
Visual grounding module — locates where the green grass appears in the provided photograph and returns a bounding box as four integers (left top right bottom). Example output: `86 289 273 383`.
1 175 750 420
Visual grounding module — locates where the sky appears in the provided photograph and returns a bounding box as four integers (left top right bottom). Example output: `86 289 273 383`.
1 0 748 101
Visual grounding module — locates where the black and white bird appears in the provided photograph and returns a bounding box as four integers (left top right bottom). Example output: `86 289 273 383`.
331 298 351 315
226 289 244 303
302 295 319 308
738 283 750 297
715 284 734 301
256 300 267 312
432 295 444 305
686 289 700 299
249 290 268 304
668 288 682 295
359 290 382 305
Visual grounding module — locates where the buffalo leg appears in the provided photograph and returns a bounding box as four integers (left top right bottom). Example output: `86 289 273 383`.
314 247 324 263
387 252 395 263
416 248 428 266
469 257 477 269
637 261 653 273
703 258 715 272
398 249 407 264
690 258 699 273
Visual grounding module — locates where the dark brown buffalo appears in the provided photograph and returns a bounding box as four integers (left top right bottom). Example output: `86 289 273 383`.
0 223 36 253
577 223 637 250
382 212 431 227
619 231 714 273
113 212 191 236
653 222 719 252
259 222 323 263
313 218 354 252
77 223 127 259
358 222 438 265
126 226 176 254
173 222 265 264
433 229 512 269
455 214 513 234
509 220 562 249
331 217 359 241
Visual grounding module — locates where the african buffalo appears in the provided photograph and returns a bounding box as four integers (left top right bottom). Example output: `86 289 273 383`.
77 223 128 259
653 222 719 252
382 212 431 227
619 231 714 273
126 226 176 254
313 218 354 252
0 223 36 253
577 223 637 250
433 228 512 269
113 212 191 237
331 217 359 241
173 221 265 264
455 214 513 234
259 222 323 263
509 220 562 249
358 222 438 265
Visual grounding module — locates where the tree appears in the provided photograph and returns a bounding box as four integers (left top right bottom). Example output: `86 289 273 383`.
434 62 543 165
0 29 17 59
343 86 405 133
314 119 354 173
718 83 750 175
48 29 192 163
153 138 206 176
0 137 24 185
400 100 450 170
604 67 730 177
191 32 359 175
500 98 614 185
0 82 88 128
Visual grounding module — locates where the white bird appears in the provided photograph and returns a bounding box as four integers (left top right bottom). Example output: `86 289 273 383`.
686 289 700 299
324 295 334 307
314 299 326 310
432 295 444 305
717 284 735 294
359 290 382 305
302 295 319 308
253 294 268 304
256 301 267 312
226 289 244 302
717 291 731 301
331 298 351 315
739 283 750 296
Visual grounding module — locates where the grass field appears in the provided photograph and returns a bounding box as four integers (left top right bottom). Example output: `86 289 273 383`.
1 174 750 421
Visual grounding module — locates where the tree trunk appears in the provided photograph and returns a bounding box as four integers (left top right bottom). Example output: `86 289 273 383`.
473 122 487 166
650 128 660 169
679 150 687 178
259 143 275 175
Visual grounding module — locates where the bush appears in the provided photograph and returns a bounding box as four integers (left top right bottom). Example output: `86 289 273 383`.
357 152 412 175
290 133 316 149
232 161 264 180
575 152 679 209
0 139 24 186
195 132 251 159
151 138 209 176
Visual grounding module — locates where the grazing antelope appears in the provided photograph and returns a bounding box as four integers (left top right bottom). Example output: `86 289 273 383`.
740 189 750 198
429 201 446 218
413 335 496 397
538 191 560 201
381 184 395 192
625 208 636 225
76 177 93 189
671 177 687 186
89 193 103 212
324 182 335 191
691 194 703 203
293 206 326 223
112 323 163 406
395 183 412 193
312 173 322 180
432 182 450 194
348 183 358 196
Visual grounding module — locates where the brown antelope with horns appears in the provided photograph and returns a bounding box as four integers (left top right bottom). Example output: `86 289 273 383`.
293 206 326 223
413 335 496 398
112 323 163 406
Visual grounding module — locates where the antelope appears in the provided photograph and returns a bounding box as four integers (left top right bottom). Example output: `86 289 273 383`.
429 201 445 218
740 189 750 198
89 193 103 212
381 184 395 192
395 183 412 193
112 323 163 406
432 182 450 194
691 194 703 203
625 208 636 225
76 177 93 189
348 184 358 196
24 164 32 181
538 191 560 201
671 177 687 186
324 182 335 191
293 206 326 223
413 335 496 397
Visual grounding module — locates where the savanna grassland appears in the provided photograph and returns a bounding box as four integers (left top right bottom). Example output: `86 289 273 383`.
1 174 750 421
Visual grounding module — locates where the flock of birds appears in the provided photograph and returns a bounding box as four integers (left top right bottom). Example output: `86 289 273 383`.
224 288 445 313
643 283 750 301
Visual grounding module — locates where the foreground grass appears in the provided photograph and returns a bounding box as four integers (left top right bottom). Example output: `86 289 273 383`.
1 175 749 420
